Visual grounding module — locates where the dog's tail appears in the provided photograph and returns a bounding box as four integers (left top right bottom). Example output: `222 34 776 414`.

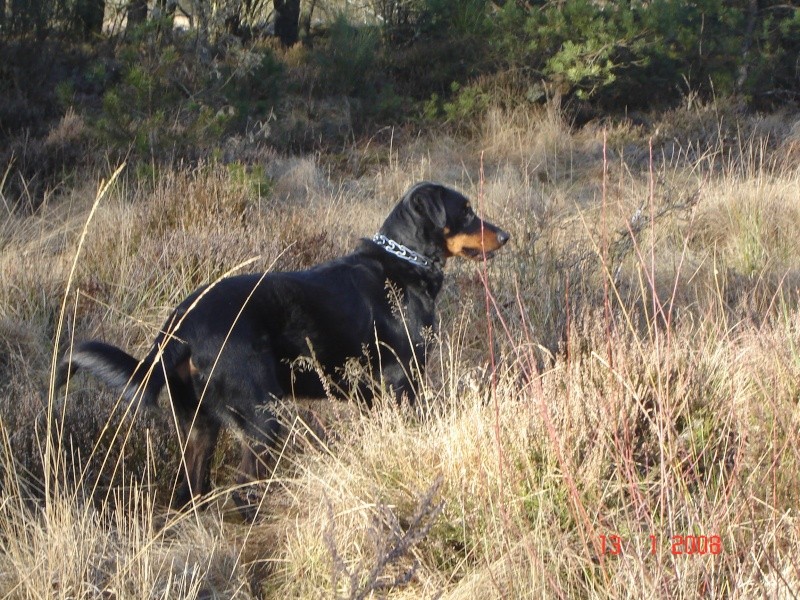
55 340 178 409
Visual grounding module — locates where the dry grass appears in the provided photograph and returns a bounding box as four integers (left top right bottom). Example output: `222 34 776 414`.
2 101 800 598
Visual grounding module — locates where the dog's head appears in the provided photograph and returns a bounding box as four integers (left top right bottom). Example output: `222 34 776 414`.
379 182 510 265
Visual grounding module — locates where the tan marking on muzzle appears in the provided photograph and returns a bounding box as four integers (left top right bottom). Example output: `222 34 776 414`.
445 221 506 258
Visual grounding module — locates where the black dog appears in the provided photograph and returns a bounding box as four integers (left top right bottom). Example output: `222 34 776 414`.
57 181 509 515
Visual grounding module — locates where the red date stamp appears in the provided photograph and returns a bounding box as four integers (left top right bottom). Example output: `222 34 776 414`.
599 534 723 556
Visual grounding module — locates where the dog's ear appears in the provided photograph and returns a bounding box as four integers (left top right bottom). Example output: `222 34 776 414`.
408 183 447 228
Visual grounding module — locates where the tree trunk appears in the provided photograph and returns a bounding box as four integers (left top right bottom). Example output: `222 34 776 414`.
127 0 148 28
154 0 175 34
75 0 105 36
273 0 300 46
156 0 176 18
735 0 759 94
301 0 317 42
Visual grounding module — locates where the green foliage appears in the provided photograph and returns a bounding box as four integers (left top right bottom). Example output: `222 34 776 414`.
484 0 799 109
641 0 744 95
421 0 490 37
2 0 64 38
226 162 272 199
424 81 490 127
370 82 409 122
312 15 381 97
2 0 799 187
55 80 75 109
303 14 409 123
382 0 492 100
744 5 800 105
491 1 653 104
374 0 489 41
91 24 283 161
539 2 641 99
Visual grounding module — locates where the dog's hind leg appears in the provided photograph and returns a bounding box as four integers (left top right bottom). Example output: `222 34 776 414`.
172 410 221 510
165 364 222 510
219 364 286 521
190 345 286 520
231 402 284 521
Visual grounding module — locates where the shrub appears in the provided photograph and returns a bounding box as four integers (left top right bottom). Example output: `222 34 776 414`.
381 0 493 100
90 23 283 162
312 14 382 98
487 0 799 110
743 4 800 107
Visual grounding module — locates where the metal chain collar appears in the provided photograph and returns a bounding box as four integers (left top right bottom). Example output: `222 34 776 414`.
372 233 434 269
